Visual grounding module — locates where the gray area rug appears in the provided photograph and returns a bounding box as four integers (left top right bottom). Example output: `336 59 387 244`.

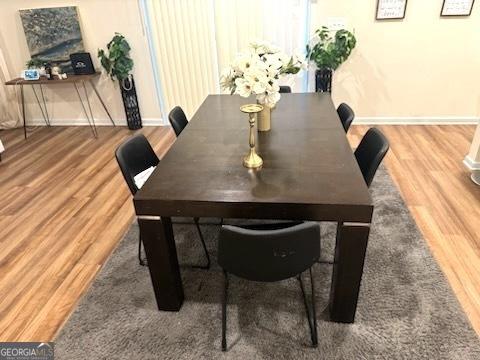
56 167 480 359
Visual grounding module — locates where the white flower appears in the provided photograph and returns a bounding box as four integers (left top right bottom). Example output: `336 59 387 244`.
220 40 305 103
233 53 255 73
262 53 283 72
257 91 281 108
249 40 279 55
266 79 280 94
292 53 308 70
234 78 252 98
220 67 236 91
244 68 268 94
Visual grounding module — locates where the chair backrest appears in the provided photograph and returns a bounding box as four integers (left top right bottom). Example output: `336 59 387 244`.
279 86 292 93
168 106 189 137
337 103 355 133
354 127 389 188
218 222 320 282
115 134 159 195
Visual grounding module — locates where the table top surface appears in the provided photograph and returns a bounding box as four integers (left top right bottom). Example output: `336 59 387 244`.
135 93 373 221
5 72 100 85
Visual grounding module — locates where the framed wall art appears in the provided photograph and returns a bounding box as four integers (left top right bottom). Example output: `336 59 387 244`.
376 0 408 20
441 0 475 16
19 6 85 73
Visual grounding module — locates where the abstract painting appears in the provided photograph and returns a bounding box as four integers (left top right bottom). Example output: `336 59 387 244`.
19 6 84 73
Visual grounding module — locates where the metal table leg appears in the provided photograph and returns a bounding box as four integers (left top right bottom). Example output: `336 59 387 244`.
74 81 98 138
89 80 115 126
82 81 98 137
21 85 27 139
39 85 51 126
32 85 50 126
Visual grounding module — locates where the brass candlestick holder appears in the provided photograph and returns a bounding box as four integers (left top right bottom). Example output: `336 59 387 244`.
240 104 263 169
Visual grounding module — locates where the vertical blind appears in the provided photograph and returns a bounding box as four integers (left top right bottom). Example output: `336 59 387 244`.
143 0 309 120
214 0 309 92
144 0 219 119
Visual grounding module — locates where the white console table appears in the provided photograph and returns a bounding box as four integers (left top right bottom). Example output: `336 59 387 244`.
464 120 480 185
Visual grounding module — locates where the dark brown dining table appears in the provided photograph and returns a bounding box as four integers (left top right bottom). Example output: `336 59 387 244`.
134 93 373 323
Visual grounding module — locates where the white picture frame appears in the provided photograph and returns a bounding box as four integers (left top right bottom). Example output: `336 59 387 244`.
376 0 408 20
441 0 475 16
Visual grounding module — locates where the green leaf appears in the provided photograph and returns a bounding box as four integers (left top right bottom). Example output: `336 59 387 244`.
307 26 356 70
97 33 134 82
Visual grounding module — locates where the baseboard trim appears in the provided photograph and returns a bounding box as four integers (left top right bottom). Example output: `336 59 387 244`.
27 118 166 126
355 117 479 125
464 155 480 171
26 117 479 126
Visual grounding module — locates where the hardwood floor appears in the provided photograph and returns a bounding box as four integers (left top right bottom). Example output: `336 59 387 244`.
0 126 175 341
0 124 478 341
350 125 480 336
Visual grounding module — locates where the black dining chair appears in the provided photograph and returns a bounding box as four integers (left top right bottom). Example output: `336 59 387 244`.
115 134 210 268
168 106 189 137
354 127 390 188
218 222 320 351
279 85 292 93
337 103 355 133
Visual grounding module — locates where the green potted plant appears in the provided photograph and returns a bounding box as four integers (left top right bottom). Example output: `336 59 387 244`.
98 33 142 129
306 26 356 92
26 58 45 69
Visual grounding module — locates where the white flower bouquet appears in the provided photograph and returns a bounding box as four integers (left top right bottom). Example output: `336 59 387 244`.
220 41 306 108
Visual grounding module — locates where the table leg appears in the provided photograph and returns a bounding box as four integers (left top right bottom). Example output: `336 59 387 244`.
20 85 27 140
138 216 184 311
32 85 50 126
73 82 97 138
329 222 370 323
89 80 115 126
39 85 51 126
82 81 98 137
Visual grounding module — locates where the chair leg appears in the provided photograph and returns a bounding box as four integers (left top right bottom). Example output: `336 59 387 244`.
138 235 147 266
222 270 229 351
192 217 210 270
309 267 318 345
298 268 318 347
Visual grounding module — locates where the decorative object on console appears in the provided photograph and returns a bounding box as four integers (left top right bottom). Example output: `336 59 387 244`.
441 0 475 16
306 26 356 93
70 53 95 75
98 33 142 130
220 41 305 132
19 6 84 74
376 0 408 20
21 69 40 81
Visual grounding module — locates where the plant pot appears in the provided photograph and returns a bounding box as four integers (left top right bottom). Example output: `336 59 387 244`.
315 68 333 93
120 75 142 130
257 104 271 132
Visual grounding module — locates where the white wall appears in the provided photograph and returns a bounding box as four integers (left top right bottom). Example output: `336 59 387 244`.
1 0 479 126
0 0 162 126
310 0 480 123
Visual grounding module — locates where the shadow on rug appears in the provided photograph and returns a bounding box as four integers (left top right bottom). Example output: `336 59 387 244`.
55 167 480 359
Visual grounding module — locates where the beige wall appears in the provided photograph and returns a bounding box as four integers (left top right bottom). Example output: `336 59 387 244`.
1 0 479 125
0 0 162 125
310 0 480 121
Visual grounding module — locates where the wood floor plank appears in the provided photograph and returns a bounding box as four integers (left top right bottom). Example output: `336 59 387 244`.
350 125 480 335
0 124 478 341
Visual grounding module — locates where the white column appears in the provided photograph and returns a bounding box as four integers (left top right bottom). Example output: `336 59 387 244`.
464 120 480 185
0 139 4 161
